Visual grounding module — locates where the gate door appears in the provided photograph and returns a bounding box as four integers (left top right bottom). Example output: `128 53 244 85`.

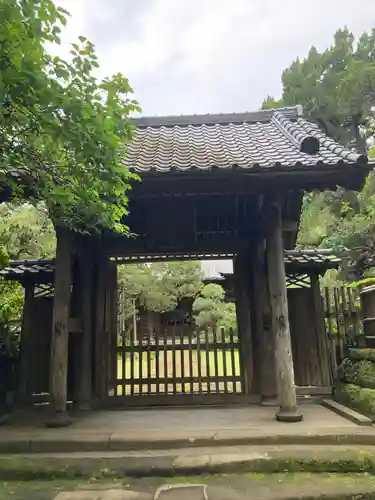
110 327 244 406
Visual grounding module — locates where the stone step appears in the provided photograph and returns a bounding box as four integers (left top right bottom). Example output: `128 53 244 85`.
2 444 375 480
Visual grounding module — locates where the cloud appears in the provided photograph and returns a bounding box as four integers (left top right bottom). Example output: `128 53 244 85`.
55 0 375 115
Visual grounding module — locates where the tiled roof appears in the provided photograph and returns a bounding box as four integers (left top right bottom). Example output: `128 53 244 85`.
284 249 341 268
126 106 368 173
0 259 55 280
0 250 340 283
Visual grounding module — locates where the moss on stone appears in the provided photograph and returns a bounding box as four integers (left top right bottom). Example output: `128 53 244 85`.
349 348 375 362
339 359 375 389
2 452 375 480
334 383 375 418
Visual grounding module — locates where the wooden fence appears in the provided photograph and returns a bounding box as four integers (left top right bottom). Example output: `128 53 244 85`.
323 286 362 377
110 326 243 405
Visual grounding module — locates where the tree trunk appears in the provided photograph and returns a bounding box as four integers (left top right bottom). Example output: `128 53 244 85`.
266 203 302 422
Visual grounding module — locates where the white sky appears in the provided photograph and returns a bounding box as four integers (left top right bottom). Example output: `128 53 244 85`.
55 0 375 116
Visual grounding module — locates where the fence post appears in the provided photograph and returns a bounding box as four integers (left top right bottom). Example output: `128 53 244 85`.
360 285 375 347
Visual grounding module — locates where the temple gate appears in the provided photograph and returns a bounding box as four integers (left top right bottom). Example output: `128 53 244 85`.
1 106 371 426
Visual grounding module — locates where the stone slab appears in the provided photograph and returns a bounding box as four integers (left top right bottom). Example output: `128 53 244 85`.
30 433 110 453
55 490 151 499
2 444 375 479
154 484 207 500
321 398 373 426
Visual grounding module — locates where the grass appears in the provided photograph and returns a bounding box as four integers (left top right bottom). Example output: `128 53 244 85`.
113 348 241 396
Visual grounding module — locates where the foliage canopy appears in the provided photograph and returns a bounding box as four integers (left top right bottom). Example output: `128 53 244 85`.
0 0 140 233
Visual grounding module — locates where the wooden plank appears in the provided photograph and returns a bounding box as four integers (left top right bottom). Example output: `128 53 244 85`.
94 253 107 400
311 273 331 387
77 246 94 409
266 202 302 422
324 287 337 379
196 330 202 393
104 393 259 408
163 329 168 395
205 330 211 394
104 263 116 396
121 329 126 397
233 251 253 395
188 329 193 393
155 332 160 395
114 375 243 387
340 286 349 345
130 316 135 397
172 327 177 394
348 287 361 339
49 228 73 418
333 287 345 362
213 327 220 393
110 266 118 394
222 329 228 394
229 328 237 393
296 386 332 396
181 334 186 394
115 343 239 353
138 330 144 397
68 318 83 333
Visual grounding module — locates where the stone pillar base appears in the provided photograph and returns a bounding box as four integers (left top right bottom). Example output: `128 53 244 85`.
275 408 303 423
76 401 91 411
45 411 73 428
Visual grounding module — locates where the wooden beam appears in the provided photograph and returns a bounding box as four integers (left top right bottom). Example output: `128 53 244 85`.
47 228 73 427
266 202 303 422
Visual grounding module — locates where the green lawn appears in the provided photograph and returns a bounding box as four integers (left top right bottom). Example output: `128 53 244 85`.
113 349 241 396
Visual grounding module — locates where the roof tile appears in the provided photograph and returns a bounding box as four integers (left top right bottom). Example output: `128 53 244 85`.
125 107 368 173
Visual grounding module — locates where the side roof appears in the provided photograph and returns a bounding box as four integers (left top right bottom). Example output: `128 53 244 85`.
0 250 341 284
125 106 370 173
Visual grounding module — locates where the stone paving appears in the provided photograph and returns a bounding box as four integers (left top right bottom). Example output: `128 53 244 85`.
4 474 375 500
1 404 368 452
2 403 358 433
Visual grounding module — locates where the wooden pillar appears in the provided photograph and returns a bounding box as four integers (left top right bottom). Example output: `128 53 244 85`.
93 250 108 401
47 228 73 427
77 247 94 410
233 250 254 396
107 263 118 392
253 239 277 404
266 203 302 422
17 283 35 406
69 258 81 405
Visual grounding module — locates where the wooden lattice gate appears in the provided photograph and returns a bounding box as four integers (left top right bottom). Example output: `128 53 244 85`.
109 292 244 405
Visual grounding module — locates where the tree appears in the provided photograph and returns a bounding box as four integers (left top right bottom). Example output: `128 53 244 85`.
0 203 56 353
263 27 375 279
118 261 203 319
263 28 375 148
1 0 140 233
192 284 230 332
0 202 55 260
